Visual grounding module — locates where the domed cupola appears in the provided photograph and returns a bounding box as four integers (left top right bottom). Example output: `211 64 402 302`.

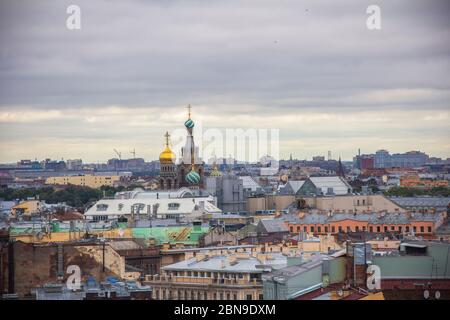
186 169 201 184
184 118 194 129
159 131 176 164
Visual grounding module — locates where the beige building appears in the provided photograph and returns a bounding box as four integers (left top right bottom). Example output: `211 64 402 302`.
45 174 121 188
11 200 45 218
300 194 405 213
145 245 301 300
246 194 295 214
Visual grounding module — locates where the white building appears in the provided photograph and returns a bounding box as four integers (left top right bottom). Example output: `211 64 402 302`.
84 188 221 222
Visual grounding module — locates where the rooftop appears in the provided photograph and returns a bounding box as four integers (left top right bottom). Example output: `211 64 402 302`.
163 252 288 273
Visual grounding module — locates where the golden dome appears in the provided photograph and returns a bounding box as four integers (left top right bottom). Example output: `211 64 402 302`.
159 146 176 163
159 131 176 163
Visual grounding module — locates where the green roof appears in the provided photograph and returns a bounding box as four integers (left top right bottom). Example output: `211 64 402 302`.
132 226 209 245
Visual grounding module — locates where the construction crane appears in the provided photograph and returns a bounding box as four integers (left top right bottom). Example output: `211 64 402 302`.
130 148 136 159
113 149 122 160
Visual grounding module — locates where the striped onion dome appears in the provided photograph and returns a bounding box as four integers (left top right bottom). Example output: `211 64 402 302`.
186 169 201 184
184 118 195 129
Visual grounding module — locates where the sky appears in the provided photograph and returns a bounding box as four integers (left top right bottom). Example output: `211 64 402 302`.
0 0 449 163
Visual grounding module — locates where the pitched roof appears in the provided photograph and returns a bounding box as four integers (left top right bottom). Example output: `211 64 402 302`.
259 219 288 233
389 197 450 209
308 176 351 195
163 252 287 273
85 197 221 217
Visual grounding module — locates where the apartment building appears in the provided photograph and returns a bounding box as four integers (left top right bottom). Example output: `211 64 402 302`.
145 245 300 300
45 174 121 188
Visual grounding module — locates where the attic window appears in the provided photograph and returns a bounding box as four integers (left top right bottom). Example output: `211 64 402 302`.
96 204 108 211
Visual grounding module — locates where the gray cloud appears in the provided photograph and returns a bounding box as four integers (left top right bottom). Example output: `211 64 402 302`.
0 0 449 162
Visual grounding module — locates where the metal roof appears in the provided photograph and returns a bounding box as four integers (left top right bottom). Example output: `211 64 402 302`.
389 197 450 209
259 219 289 233
282 211 439 225
163 252 287 273
308 176 351 195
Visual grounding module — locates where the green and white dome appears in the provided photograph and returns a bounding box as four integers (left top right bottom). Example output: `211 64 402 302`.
184 118 195 129
186 169 201 184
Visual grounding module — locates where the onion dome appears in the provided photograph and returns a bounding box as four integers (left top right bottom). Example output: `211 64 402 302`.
186 169 201 184
210 163 222 177
184 118 195 129
185 104 195 129
159 146 176 164
159 131 176 164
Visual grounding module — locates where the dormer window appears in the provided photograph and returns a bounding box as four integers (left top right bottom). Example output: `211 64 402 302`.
96 204 108 211
168 203 180 210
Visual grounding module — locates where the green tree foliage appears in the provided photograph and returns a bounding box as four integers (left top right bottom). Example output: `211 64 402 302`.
383 186 450 197
0 186 102 209
0 184 147 210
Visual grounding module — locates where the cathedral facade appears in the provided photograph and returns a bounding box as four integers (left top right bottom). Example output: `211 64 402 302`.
159 105 205 190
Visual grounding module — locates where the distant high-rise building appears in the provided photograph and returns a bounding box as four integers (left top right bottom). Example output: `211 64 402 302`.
374 150 429 168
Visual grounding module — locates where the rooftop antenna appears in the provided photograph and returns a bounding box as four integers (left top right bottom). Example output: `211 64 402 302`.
130 148 136 159
327 151 332 161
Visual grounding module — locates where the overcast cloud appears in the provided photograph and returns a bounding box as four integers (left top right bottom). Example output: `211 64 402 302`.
0 0 449 162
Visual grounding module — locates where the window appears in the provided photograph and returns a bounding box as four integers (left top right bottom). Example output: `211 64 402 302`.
413 226 417 232
332 226 336 233
338 226 342 233
391 226 395 231
131 203 145 214
428 226 432 233
420 226 424 233
362 226 366 232
246 294 253 300
118 203 124 211
325 226 329 233
303 226 307 232
93 215 108 222
290 226 293 232
310 226 314 233
398 226 402 232
406 226 409 232
377 226 381 233
297 226 300 233
346 226 351 233
369 226 373 232
96 204 108 211
355 226 359 232
168 203 180 210
317 226 321 233
384 226 388 232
